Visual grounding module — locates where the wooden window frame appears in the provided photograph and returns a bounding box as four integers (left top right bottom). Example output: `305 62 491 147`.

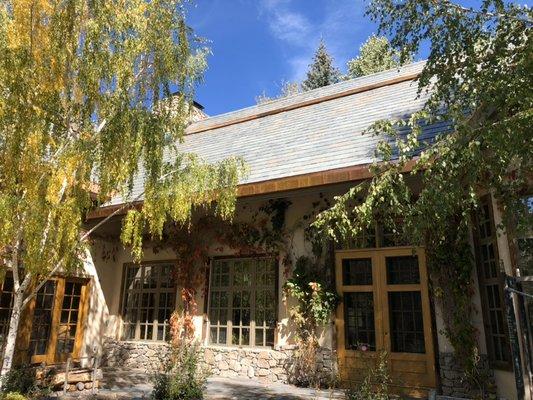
120 261 176 342
206 256 278 348
473 195 512 370
0 273 15 358
0 276 92 366
336 220 407 250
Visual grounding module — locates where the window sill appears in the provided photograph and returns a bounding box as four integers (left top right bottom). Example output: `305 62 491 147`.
204 344 275 352
118 339 169 345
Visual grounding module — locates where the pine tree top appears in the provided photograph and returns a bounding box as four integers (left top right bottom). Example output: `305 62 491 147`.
301 40 341 92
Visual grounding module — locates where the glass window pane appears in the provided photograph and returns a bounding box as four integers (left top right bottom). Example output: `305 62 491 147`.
386 256 420 285
342 258 372 285
388 291 425 353
344 292 375 351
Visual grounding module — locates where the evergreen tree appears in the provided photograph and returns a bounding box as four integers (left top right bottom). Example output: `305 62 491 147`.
301 40 341 91
347 35 409 78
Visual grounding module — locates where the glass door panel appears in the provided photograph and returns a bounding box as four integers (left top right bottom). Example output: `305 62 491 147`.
28 278 88 364
56 281 83 356
344 292 376 351
388 291 425 353
336 248 436 397
29 281 57 359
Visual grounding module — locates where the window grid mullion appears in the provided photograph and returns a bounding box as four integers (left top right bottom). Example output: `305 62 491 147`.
152 267 162 341
134 266 144 340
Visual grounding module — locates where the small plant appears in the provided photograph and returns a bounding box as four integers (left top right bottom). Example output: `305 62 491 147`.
152 341 207 400
0 365 38 397
151 302 208 400
345 351 391 400
1 393 27 400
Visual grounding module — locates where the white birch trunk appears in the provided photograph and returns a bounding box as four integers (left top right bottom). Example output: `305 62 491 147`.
0 287 24 384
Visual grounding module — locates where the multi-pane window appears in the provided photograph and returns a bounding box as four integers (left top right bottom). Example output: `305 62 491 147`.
29 281 58 356
336 221 407 250
208 257 276 347
514 196 533 358
56 281 83 355
121 263 175 341
474 196 511 366
0 276 14 357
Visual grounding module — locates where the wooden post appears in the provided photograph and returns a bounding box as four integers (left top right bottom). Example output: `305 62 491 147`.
63 357 71 394
91 355 100 394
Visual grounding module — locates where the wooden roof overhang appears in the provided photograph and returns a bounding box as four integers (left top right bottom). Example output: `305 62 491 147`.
86 160 417 220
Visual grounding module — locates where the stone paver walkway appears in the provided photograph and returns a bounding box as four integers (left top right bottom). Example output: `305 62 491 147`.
55 368 344 399
205 376 344 400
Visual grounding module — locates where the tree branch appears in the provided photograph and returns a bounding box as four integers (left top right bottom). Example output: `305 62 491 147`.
438 0 533 24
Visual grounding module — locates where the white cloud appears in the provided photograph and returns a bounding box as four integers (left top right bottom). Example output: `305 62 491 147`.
259 0 371 82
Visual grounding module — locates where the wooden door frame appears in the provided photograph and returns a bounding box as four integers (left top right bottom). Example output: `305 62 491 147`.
335 246 437 396
21 277 91 365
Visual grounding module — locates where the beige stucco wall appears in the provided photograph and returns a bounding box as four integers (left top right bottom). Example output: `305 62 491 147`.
85 186 350 355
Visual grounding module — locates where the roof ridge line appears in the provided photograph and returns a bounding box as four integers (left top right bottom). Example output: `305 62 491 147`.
186 72 421 135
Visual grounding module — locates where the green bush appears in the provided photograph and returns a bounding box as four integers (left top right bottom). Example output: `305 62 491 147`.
151 341 207 400
0 365 38 396
2 392 27 400
345 351 391 400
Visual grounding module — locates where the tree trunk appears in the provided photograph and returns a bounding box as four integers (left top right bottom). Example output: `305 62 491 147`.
0 287 24 385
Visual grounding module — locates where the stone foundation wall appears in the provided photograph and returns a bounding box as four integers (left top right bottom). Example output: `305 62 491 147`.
102 338 171 371
439 353 496 398
101 338 334 384
202 345 334 384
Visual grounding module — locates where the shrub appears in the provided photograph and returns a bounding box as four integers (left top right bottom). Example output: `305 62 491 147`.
2 392 27 400
284 256 339 388
0 365 38 396
345 351 391 400
151 308 208 400
152 341 207 400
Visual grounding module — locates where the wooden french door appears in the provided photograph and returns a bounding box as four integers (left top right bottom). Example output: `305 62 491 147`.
26 277 90 364
335 247 436 397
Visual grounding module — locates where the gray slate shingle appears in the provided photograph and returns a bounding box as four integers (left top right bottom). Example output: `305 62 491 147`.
108 61 444 206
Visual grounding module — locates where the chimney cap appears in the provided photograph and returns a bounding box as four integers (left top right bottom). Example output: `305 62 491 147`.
170 91 204 110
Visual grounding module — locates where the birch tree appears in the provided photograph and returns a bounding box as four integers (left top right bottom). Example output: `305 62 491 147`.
346 35 410 78
0 0 246 379
314 0 532 381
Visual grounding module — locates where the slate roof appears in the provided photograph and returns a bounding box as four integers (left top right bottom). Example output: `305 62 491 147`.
107 60 448 206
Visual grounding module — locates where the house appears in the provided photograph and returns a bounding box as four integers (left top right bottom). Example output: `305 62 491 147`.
1 61 531 399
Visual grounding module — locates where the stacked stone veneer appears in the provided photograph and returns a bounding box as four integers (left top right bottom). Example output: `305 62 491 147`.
101 338 334 384
202 345 334 383
439 353 496 398
102 338 172 372
102 339 500 395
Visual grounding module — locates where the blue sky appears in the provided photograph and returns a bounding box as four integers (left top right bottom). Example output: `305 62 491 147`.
188 0 377 115
187 0 530 116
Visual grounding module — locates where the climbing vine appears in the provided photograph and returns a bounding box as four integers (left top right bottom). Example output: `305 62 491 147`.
283 255 339 388
138 198 295 336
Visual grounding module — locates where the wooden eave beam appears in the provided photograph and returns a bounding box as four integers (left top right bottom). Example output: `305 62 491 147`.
86 160 417 220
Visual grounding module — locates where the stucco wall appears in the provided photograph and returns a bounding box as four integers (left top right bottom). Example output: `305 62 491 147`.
89 188 343 350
